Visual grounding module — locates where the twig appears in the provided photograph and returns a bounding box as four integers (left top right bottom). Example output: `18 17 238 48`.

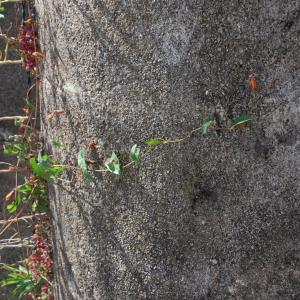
0 166 27 173
0 162 14 166
0 116 28 122
163 137 187 144
0 213 46 225
0 237 34 249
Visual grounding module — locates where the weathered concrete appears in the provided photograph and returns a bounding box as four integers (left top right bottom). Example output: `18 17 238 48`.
36 1 300 299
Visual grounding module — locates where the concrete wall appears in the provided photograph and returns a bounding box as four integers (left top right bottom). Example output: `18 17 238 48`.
36 1 300 299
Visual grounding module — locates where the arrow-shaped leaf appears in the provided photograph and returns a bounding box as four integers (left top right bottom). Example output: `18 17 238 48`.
105 152 121 176
77 149 92 180
130 144 141 164
201 116 214 135
144 138 164 146
230 115 252 129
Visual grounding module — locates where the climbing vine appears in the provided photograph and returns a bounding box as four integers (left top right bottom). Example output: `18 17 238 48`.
75 113 252 178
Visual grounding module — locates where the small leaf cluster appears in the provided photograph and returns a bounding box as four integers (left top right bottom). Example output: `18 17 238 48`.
0 265 36 299
2 99 65 214
3 141 64 214
77 144 141 178
0 226 53 299
30 153 64 182
201 114 252 135
6 182 47 213
4 136 29 161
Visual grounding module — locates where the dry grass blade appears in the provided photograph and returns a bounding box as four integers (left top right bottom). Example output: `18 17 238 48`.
0 116 28 122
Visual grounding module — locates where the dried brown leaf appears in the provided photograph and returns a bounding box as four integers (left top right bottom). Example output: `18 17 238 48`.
47 109 65 123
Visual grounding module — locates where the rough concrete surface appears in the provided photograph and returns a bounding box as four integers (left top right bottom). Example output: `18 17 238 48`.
36 1 299 299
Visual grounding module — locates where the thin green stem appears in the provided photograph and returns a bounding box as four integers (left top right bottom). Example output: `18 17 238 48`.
52 164 80 170
122 160 135 169
163 137 187 144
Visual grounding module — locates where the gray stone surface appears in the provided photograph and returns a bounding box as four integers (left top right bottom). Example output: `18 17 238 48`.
36 1 300 299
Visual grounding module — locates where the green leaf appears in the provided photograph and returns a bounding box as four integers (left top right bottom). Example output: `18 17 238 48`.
77 149 92 180
201 116 214 135
0 278 20 286
17 183 32 194
14 118 25 126
0 264 35 299
6 183 37 214
24 97 34 110
144 138 164 146
18 266 31 275
13 280 33 298
230 114 252 129
7 194 21 213
7 202 17 213
29 157 50 181
32 197 48 212
32 199 38 212
30 155 64 181
3 138 28 161
18 282 36 299
3 148 18 156
130 144 140 164
105 152 121 176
